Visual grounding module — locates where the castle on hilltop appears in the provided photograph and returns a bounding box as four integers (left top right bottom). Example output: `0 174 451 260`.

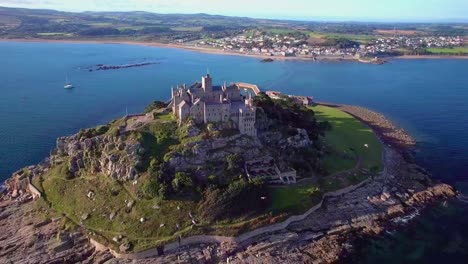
170 74 257 137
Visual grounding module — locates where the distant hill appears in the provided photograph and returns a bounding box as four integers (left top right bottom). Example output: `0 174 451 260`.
0 6 466 41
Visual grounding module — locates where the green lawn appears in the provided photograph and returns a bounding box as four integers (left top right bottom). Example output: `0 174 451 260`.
171 26 203 32
269 105 383 214
309 32 374 43
426 46 468 55
312 105 383 173
266 28 299 35
269 183 322 214
87 22 113 27
37 32 74 37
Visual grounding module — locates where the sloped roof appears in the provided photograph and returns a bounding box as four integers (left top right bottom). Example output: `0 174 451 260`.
178 100 190 108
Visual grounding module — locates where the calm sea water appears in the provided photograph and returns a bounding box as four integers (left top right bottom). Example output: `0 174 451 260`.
1 41 467 261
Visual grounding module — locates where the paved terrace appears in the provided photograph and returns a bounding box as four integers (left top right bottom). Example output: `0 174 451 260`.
233 83 261 95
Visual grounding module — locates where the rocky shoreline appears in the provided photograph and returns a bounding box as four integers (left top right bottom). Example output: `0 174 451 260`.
0 103 456 263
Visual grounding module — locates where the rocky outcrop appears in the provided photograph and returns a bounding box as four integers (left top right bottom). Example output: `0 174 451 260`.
0 197 114 264
167 134 262 175
53 133 143 181
281 128 313 149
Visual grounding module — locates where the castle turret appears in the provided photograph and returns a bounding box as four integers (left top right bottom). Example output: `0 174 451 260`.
202 74 212 92
245 92 254 107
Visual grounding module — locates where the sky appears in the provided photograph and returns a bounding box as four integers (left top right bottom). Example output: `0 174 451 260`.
0 0 467 22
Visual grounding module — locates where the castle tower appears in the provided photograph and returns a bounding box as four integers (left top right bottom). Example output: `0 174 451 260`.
202 74 213 92
245 92 254 107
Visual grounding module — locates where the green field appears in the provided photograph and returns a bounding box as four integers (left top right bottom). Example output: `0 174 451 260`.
265 28 300 35
313 105 383 173
269 182 322 213
269 105 383 213
87 22 113 27
309 32 374 43
171 26 203 32
37 32 74 37
426 46 468 55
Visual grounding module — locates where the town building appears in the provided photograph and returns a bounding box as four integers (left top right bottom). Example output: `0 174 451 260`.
170 74 257 137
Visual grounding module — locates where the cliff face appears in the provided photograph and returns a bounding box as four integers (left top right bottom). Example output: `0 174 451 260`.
52 133 144 181
167 134 263 176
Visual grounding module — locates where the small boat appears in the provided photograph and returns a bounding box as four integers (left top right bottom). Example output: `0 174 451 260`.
64 74 74 89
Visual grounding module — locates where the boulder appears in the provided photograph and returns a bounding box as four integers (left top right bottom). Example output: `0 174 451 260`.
119 242 132 253
109 212 116 221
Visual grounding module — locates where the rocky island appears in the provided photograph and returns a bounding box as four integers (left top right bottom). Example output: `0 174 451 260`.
0 74 456 263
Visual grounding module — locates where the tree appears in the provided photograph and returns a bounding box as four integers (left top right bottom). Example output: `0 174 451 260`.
198 179 267 222
144 101 168 113
225 153 244 174
157 184 168 199
172 172 193 193
143 178 160 199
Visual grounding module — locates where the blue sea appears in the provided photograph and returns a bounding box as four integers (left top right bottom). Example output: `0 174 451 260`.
1 41 467 262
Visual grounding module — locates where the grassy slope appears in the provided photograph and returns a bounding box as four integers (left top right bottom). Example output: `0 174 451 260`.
269 105 383 213
39 113 199 251
313 105 383 172
41 166 197 251
309 32 374 44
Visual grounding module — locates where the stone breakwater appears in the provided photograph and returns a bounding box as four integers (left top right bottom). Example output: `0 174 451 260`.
87 62 159 72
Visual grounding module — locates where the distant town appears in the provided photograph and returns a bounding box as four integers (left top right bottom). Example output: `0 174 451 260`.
192 32 465 58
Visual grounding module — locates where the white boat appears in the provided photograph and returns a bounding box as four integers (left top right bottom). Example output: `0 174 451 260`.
64 75 74 89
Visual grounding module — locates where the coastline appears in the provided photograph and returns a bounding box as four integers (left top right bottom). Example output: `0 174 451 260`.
0 100 456 262
1 37 466 62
